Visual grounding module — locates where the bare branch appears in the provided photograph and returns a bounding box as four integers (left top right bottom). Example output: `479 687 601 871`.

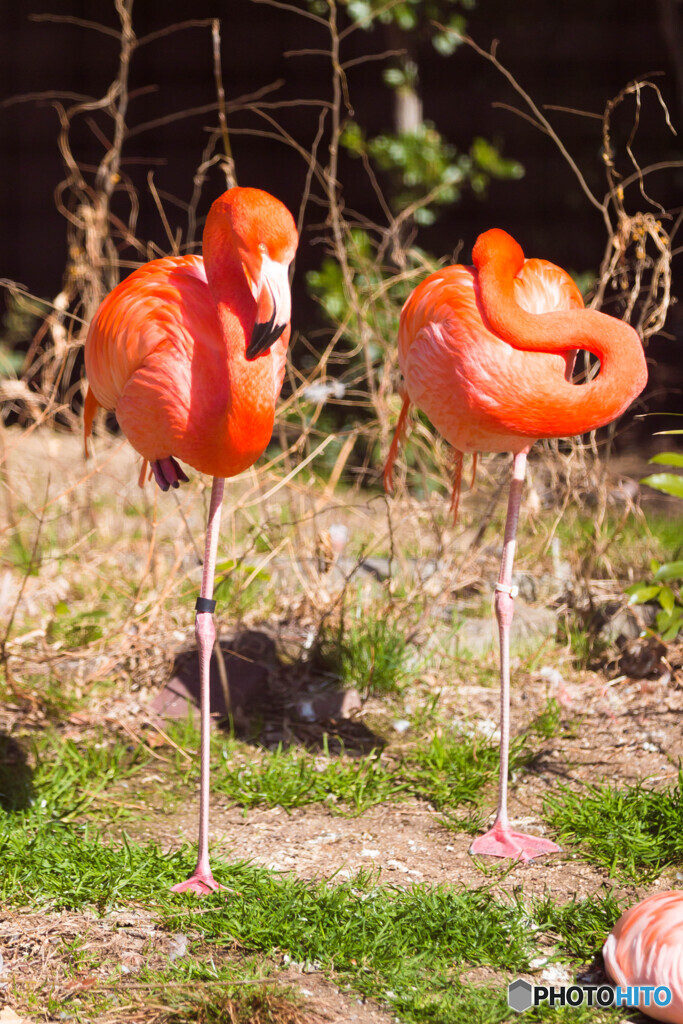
29 13 122 40
136 19 215 48
251 0 330 27
212 19 237 188
543 104 604 120
445 29 609 225
1 90 98 109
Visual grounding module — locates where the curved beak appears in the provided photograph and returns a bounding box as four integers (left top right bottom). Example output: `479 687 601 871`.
246 254 292 360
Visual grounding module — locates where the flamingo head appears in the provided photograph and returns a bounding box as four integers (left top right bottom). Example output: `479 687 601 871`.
472 228 525 278
204 187 298 359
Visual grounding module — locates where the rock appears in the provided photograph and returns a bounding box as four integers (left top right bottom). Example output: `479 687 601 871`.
298 687 362 722
618 636 668 679
151 630 276 722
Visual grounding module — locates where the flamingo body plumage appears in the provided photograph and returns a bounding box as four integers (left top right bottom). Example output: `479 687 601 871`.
85 187 296 485
387 228 647 862
398 231 646 455
603 890 683 1022
84 186 298 892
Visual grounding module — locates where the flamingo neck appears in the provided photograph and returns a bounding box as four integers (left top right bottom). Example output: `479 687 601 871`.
199 216 278 468
473 230 648 435
203 214 254 324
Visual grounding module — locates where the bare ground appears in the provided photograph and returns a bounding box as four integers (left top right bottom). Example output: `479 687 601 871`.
129 665 683 904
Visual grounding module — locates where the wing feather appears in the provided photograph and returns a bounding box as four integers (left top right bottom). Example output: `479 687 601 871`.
84 256 219 412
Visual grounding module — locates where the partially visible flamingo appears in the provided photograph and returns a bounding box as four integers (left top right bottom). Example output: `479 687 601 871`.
84 186 298 893
603 890 683 1022
385 228 647 862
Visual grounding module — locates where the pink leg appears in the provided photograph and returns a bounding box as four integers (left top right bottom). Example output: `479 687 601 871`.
172 476 227 894
469 451 560 863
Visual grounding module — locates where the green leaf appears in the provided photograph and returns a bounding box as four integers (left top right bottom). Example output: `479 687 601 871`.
432 15 465 55
640 473 683 499
658 586 676 615
470 136 524 180
215 558 237 573
654 561 683 582
656 606 682 634
626 584 662 604
649 451 683 467
662 620 683 641
340 120 366 156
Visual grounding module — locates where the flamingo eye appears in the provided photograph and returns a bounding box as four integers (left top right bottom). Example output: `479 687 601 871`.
258 243 268 255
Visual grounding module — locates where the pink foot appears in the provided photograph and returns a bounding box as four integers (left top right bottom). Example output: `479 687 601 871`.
171 869 226 895
469 824 560 863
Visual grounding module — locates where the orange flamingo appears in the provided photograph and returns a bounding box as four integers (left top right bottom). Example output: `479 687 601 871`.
84 186 298 893
385 228 647 862
603 890 683 1022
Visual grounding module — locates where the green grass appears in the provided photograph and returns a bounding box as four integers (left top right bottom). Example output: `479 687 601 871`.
554 507 683 579
527 698 565 741
2 802 631 1023
0 807 628 1024
201 723 535 825
316 612 420 697
0 754 538 1024
532 889 625 960
46 602 107 647
178 557 274 619
0 816 539 1022
0 732 150 821
213 742 410 813
407 730 530 832
556 618 611 671
164 701 540 822
544 773 683 880
162 984 307 1024
130 950 298 1024
10 707 548 836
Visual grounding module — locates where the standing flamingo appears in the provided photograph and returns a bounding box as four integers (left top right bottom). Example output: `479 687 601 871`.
603 890 683 1022
385 228 647 862
84 186 298 893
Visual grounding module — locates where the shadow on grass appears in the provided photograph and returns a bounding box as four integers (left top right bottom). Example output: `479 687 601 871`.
0 733 34 811
153 628 380 755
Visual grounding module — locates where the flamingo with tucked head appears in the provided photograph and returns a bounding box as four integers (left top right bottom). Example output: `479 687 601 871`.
84 186 298 893
385 228 647 862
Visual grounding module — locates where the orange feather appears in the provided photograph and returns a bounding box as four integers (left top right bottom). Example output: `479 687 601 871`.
84 186 298 484
387 228 647 485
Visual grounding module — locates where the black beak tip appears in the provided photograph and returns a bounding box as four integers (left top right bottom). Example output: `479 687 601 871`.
246 319 287 360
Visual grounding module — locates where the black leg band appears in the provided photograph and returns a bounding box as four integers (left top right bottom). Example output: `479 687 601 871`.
195 597 217 613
